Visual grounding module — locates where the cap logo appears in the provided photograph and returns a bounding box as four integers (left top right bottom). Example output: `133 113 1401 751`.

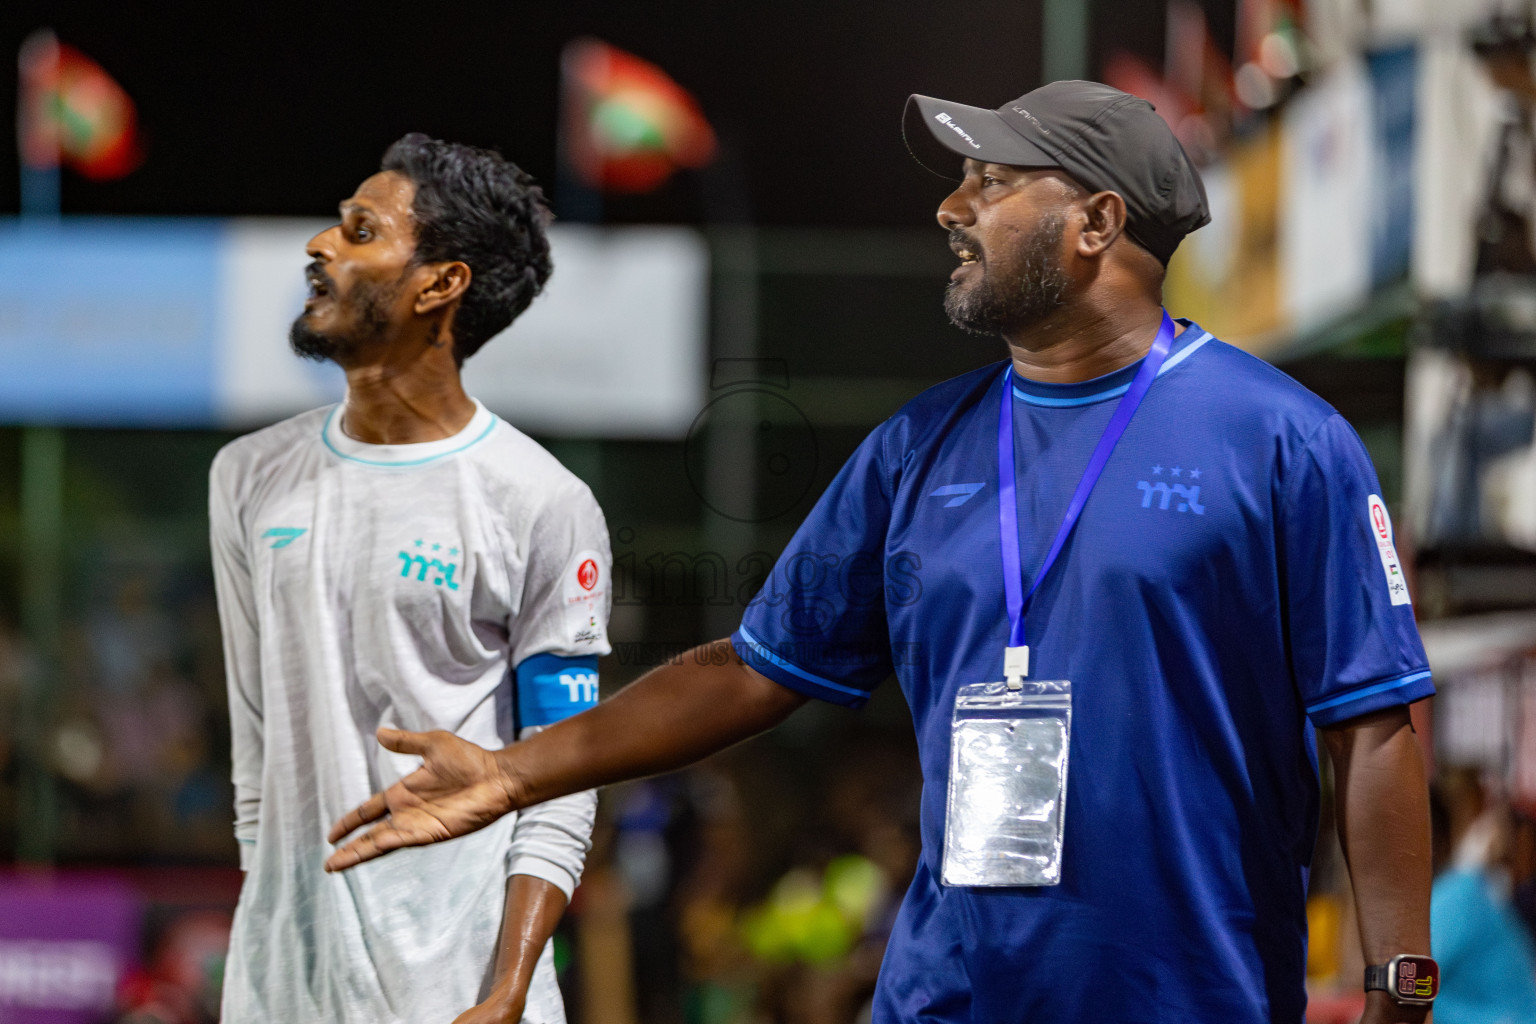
934 112 982 150
1009 106 1051 135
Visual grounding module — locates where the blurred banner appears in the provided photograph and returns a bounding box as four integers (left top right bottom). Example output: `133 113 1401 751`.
0 873 142 1024
0 220 707 437
1163 47 1416 352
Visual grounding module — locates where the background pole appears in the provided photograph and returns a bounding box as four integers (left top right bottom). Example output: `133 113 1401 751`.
15 27 64 865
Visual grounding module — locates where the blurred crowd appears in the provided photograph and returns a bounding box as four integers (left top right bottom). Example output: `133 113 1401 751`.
0 574 232 866
1424 766 1536 1022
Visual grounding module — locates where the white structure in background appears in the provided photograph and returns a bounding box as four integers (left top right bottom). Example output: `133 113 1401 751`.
218 221 708 436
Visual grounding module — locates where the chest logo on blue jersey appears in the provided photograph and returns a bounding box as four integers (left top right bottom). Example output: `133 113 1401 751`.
929 483 985 507
1136 465 1205 514
398 538 461 590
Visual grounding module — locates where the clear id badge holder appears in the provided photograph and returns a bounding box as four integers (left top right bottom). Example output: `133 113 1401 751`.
942 671 1071 887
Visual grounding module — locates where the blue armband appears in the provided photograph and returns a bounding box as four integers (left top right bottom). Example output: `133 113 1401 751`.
514 653 600 728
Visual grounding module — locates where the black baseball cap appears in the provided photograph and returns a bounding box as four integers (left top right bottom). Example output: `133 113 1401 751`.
903 80 1210 264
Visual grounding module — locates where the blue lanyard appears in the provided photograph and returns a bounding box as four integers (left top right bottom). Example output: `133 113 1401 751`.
997 311 1175 682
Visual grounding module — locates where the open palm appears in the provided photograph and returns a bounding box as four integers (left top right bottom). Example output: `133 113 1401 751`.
325 727 519 872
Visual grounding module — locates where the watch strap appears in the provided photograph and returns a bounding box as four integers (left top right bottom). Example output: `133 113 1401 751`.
1364 964 1390 992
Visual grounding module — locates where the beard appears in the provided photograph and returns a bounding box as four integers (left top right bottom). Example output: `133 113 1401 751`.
289 272 397 364
943 214 1071 337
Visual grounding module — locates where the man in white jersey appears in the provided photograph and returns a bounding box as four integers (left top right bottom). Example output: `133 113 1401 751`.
209 133 609 1024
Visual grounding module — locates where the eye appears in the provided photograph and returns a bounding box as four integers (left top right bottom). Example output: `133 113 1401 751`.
981 174 1004 188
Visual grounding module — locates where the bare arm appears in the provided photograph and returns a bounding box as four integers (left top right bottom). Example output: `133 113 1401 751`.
451 875 568 1024
326 640 806 870
1321 705 1432 1024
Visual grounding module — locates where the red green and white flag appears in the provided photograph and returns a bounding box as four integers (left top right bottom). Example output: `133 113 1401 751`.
18 30 143 180
561 38 715 194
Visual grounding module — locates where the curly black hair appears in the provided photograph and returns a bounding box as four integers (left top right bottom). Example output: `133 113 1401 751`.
381 133 554 363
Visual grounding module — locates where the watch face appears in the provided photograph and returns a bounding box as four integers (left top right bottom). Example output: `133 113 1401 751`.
1393 956 1439 1002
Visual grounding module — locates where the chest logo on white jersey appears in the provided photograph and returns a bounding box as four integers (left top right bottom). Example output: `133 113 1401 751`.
1367 494 1411 606
1136 464 1205 514
263 527 308 549
398 538 461 591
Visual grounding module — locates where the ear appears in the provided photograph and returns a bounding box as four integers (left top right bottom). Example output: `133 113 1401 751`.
1074 191 1129 259
413 261 472 315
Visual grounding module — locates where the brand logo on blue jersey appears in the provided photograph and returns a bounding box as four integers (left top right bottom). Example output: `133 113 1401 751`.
398 538 461 590
263 527 307 549
929 483 985 507
1137 465 1205 514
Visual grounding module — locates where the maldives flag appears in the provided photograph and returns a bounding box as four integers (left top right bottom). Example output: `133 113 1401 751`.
18 30 143 180
561 38 716 193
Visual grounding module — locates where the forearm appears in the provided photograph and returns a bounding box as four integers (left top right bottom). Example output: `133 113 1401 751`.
499 639 805 808
1323 705 1432 1021
485 875 568 1019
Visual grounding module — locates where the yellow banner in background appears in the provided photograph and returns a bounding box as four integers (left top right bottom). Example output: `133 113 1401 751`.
1165 123 1288 354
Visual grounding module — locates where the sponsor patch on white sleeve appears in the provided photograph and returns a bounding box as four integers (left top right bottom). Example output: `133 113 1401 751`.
561 548 609 646
1367 494 1411 606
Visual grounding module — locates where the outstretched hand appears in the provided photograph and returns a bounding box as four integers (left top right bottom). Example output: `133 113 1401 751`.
324 727 521 872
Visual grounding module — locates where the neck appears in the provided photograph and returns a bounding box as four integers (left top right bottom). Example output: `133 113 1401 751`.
338 327 475 445
1003 299 1171 384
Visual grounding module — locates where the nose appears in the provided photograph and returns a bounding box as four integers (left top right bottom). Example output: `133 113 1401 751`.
305 225 340 262
937 182 975 231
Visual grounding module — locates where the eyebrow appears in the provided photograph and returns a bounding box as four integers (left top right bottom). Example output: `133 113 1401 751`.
337 201 374 217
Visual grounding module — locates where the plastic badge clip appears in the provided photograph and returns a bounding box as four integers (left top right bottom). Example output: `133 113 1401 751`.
1004 645 1030 689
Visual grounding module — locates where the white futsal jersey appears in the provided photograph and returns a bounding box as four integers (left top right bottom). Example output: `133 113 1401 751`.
210 399 611 1024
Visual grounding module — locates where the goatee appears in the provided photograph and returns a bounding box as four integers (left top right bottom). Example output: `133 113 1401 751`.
289 277 396 364
944 214 1071 337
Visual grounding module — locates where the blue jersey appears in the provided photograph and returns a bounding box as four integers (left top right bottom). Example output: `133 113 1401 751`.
732 321 1432 1024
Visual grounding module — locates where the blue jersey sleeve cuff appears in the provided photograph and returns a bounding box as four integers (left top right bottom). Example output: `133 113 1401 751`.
1305 668 1435 727
731 626 873 709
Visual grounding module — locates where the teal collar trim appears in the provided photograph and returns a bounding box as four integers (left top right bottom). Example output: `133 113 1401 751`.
1010 319 1213 408
321 399 499 468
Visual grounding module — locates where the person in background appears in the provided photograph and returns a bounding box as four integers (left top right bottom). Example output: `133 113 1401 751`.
1429 782 1536 1023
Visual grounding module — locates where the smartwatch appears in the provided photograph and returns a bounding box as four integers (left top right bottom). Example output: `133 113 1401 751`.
1364 954 1439 1006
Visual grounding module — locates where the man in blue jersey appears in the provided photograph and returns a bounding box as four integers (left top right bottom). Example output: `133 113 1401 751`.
325 83 1437 1024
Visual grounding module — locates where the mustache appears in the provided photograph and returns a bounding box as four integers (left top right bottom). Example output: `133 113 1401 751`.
305 261 336 293
948 228 982 260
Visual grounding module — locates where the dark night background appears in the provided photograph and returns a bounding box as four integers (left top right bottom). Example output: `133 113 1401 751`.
0 0 1234 224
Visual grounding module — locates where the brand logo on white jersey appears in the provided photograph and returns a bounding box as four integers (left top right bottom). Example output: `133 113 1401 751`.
1367 494 1411 606
263 527 307 549
398 538 461 590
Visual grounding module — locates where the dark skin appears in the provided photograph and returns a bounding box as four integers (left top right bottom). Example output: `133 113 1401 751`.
294 170 570 1024
302 170 476 444
326 161 1433 1024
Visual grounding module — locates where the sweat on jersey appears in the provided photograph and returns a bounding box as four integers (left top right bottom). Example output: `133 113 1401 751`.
732 321 1433 1024
210 399 611 1024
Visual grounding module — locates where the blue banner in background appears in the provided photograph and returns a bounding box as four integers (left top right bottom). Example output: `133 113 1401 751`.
0 219 222 426
1368 45 1416 287
0 218 705 433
